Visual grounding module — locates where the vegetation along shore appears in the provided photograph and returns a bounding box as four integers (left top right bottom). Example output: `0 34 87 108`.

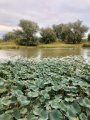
0 41 90 49
1 19 90 49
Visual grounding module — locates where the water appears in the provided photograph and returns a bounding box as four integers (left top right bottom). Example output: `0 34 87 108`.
0 48 90 59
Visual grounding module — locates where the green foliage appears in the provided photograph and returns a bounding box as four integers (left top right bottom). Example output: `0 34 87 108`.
53 20 88 44
40 27 57 44
82 43 90 48
15 19 39 46
3 32 17 41
0 56 90 119
3 19 89 45
88 34 90 41
53 24 67 40
19 19 39 37
16 36 39 46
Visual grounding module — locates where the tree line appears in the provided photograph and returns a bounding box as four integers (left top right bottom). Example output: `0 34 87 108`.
3 19 90 46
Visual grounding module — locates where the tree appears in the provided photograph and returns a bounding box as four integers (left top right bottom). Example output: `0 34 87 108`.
88 34 90 41
53 24 67 40
40 27 56 44
16 19 39 46
53 20 88 44
3 32 17 41
67 20 88 43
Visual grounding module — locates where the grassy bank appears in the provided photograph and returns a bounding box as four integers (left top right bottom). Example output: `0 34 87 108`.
39 42 82 48
0 41 90 49
82 42 90 48
0 41 35 49
0 41 20 49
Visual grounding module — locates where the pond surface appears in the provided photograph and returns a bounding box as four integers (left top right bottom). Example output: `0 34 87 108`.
0 48 90 59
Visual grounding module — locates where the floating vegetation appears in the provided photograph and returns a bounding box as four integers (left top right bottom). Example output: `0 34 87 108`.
0 56 90 120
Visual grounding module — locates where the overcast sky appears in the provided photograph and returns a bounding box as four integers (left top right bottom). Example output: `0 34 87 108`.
0 0 90 34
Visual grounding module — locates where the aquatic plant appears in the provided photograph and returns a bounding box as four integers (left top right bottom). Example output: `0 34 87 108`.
0 56 90 120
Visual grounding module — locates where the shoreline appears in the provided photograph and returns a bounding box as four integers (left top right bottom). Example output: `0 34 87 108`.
0 41 90 49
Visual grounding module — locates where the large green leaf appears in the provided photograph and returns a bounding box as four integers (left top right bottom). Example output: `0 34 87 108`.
49 110 63 120
66 109 77 120
27 91 39 98
33 108 43 116
79 98 90 109
1 97 11 106
39 110 48 120
84 98 90 109
40 90 50 99
13 108 21 119
79 113 88 120
0 113 12 120
17 95 30 106
71 102 81 114
0 80 4 86
20 108 27 115
50 100 60 109
59 101 67 112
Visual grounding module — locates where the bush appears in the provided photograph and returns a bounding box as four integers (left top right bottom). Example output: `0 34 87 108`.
3 32 17 41
82 43 90 47
88 34 90 41
16 36 39 46
40 28 56 44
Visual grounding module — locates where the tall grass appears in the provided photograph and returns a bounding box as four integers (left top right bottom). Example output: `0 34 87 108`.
0 40 90 49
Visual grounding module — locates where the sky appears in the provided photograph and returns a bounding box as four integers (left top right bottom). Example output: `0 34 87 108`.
0 0 90 37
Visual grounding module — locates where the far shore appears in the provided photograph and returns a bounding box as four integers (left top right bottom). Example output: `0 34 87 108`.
0 41 90 49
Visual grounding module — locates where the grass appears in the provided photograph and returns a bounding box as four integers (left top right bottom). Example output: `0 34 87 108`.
0 41 35 49
38 42 82 48
0 41 19 49
0 40 90 49
82 42 90 47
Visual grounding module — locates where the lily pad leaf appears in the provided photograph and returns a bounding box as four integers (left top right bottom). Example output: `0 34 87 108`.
13 108 20 119
27 91 38 98
79 113 88 120
49 110 63 120
17 95 30 106
39 110 48 120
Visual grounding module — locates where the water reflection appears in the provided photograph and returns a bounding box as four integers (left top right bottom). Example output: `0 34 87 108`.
81 48 90 59
0 48 90 59
36 49 42 60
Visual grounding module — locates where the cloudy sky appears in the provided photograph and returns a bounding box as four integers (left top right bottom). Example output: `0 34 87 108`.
0 0 90 36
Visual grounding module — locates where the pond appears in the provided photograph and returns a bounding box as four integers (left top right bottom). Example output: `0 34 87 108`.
0 48 90 59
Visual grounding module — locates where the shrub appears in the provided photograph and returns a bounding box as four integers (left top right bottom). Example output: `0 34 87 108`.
16 36 39 46
40 28 56 44
88 34 90 41
82 43 90 47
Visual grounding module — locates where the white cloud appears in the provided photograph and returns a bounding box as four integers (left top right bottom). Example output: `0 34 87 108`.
0 25 20 32
0 0 90 33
